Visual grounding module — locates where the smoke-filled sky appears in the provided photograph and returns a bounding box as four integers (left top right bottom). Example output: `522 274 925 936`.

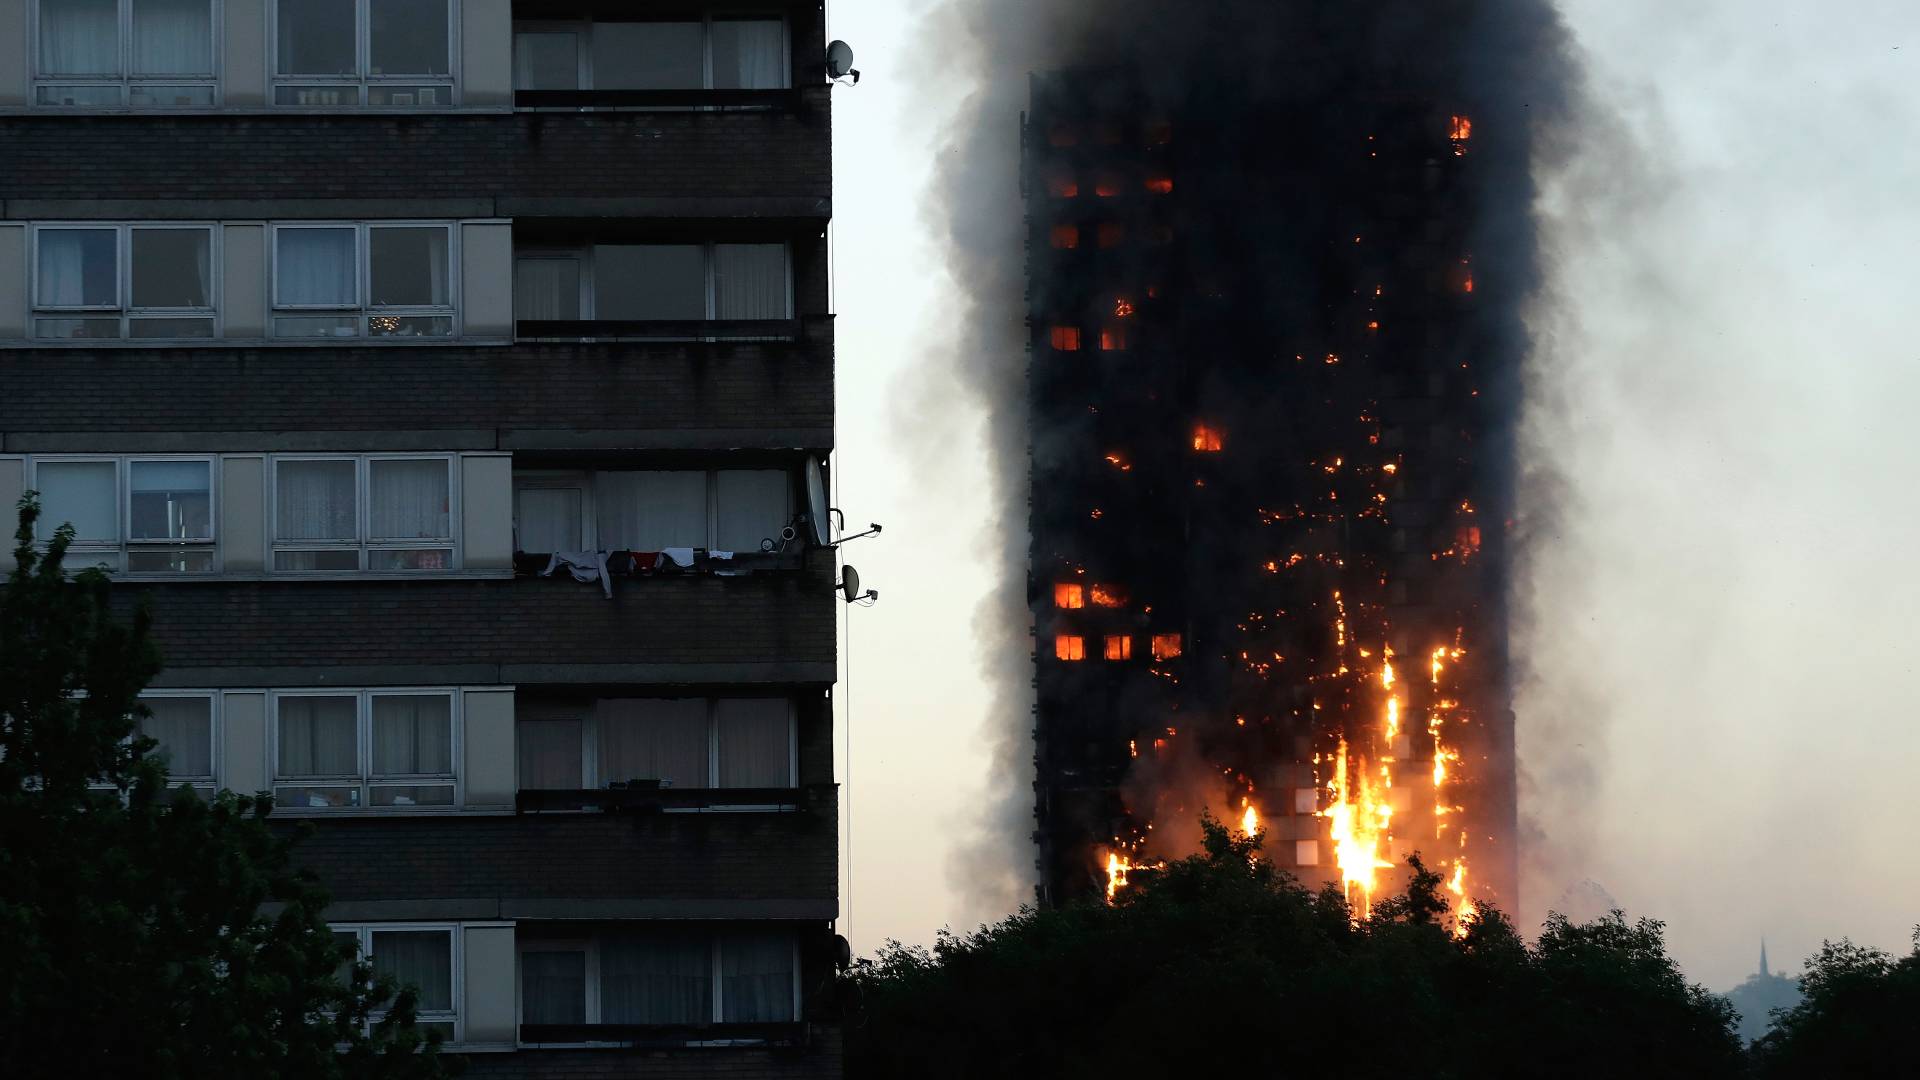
829 0 1920 991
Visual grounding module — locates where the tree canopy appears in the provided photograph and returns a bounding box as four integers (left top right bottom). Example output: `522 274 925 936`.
1750 932 1920 1078
0 496 448 1079
845 819 1745 1079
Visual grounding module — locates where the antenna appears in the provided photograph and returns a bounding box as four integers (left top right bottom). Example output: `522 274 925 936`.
837 564 878 606
826 40 860 84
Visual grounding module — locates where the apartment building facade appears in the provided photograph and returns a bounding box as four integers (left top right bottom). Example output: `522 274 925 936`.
0 1 842 1074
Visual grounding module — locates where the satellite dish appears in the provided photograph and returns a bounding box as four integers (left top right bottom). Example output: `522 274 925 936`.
806 455 830 547
839 564 861 604
826 40 860 83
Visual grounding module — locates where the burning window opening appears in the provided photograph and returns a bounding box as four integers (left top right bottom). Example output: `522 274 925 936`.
1099 326 1128 351
1145 176 1174 195
1093 175 1122 198
1055 583 1086 609
1449 114 1473 156
1050 224 1080 249
1104 635 1132 661
1055 635 1086 661
1050 326 1082 351
1089 584 1128 608
1047 173 1080 198
1150 634 1183 661
1192 425 1224 452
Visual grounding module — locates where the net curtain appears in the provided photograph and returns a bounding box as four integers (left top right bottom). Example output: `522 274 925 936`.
720 932 794 1022
369 459 449 540
597 698 708 788
600 933 711 1024
371 695 451 776
133 0 212 74
277 695 357 777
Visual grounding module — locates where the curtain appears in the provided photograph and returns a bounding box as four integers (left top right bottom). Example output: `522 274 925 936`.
276 460 357 541
594 471 707 551
277 695 357 777
35 460 118 541
371 930 452 1012
40 0 118 75
521 950 587 1025
368 458 448 540
715 699 790 788
139 696 213 777
129 460 212 541
712 470 789 553
517 718 582 789
370 695 451 776
720 932 794 1022
600 932 711 1025
277 228 357 307
516 488 581 554
711 19 785 90
132 0 212 75
713 244 787 320
598 699 708 789
37 229 117 308
513 31 578 91
514 258 581 321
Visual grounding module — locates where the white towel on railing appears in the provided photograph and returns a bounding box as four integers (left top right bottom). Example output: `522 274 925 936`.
660 547 696 568
541 551 612 599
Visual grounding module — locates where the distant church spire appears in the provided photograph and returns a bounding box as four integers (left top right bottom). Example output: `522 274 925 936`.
1760 938 1769 978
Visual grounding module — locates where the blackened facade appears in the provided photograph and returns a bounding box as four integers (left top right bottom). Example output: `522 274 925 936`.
1 2 842 1073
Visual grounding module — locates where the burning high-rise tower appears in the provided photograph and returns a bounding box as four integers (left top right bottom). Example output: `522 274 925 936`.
1020 2 1568 916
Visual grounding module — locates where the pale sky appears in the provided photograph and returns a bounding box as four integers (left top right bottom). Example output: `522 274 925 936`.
827 0 1920 991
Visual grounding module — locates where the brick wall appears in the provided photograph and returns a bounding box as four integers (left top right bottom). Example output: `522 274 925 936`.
450 1027 843 1080
0 100 831 205
0 338 832 451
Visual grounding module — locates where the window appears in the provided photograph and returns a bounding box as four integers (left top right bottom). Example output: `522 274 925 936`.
512 17 788 92
272 455 454 571
334 925 459 1040
1151 634 1183 661
137 692 216 791
518 928 795 1037
273 224 456 339
275 0 453 106
516 697 795 793
32 225 216 339
34 0 216 106
1048 326 1081 351
513 243 790 327
1054 635 1085 661
1053 583 1084 609
29 456 215 573
1103 635 1132 661
273 689 457 809
512 469 792 557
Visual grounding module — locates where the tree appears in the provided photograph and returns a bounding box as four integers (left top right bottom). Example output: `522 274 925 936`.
1750 932 1920 1078
844 819 1744 1079
0 495 450 1079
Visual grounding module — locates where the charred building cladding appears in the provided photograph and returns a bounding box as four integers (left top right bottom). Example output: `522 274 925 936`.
1026 4 1567 916
0 3 843 1076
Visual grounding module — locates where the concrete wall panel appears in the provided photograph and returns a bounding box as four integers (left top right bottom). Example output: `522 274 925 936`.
220 454 265 571
221 224 266 336
221 690 268 794
463 688 515 810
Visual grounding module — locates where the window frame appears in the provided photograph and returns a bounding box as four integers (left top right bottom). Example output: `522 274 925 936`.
512 467 796 558
134 689 220 792
25 453 221 575
512 242 793 325
333 922 463 1040
29 223 222 340
269 687 463 812
269 222 461 340
268 452 460 573
515 930 800 1041
270 0 461 108
510 14 791 93
515 696 798 797
30 0 222 108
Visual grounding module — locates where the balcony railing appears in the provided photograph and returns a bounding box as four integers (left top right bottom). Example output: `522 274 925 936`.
514 318 803 343
513 88 804 111
515 785 821 814
518 1021 806 1048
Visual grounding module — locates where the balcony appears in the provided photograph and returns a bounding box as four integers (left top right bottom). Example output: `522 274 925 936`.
517 1021 806 1048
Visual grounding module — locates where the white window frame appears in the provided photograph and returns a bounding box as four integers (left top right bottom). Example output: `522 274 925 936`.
510 15 791 93
29 0 222 108
29 223 222 340
512 242 793 323
271 0 460 108
512 467 795 555
268 453 460 573
514 930 799 1042
333 923 463 1041
515 696 797 796
269 687 463 812
25 454 220 575
269 222 461 340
